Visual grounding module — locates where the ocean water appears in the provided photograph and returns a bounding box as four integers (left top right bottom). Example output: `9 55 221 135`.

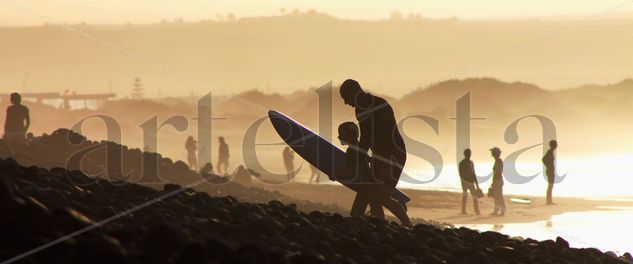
461 207 633 255
400 153 633 199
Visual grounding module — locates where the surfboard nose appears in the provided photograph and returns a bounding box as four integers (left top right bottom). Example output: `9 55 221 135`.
268 110 281 118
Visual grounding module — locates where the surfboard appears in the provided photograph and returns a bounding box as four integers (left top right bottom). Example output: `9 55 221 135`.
510 198 532 204
267 110 411 207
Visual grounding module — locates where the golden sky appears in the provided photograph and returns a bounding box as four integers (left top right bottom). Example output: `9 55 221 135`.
1 0 632 25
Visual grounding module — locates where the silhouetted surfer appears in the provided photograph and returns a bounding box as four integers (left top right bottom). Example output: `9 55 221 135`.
185 136 198 171
217 136 230 175
309 165 320 184
340 79 412 227
282 146 295 181
458 148 481 215
489 147 506 216
3 93 30 142
338 121 371 217
542 140 558 205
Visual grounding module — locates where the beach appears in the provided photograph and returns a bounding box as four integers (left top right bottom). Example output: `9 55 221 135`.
256 182 633 225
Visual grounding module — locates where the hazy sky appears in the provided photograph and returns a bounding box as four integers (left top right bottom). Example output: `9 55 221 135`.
1 0 632 26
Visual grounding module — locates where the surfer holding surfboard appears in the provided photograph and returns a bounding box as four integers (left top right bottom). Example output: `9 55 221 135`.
339 79 413 227
337 121 372 217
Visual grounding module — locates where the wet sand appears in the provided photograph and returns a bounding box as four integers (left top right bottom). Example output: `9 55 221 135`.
256 181 633 225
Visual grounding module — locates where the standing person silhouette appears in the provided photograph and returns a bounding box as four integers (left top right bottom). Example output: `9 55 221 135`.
185 136 198 171
217 136 230 175
3 93 30 142
309 165 320 184
542 140 558 205
489 147 506 216
458 148 481 215
340 79 412 227
282 146 295 182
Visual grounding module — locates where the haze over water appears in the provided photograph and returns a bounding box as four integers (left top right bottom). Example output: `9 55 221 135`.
403 154 633 199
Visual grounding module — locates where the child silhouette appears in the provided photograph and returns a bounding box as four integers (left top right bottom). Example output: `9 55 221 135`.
338 121 371 217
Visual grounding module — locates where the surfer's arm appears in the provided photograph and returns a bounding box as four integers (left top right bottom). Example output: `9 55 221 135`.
357 117 371 154
342 150 356 181
24 108 31 131
470 161 479 188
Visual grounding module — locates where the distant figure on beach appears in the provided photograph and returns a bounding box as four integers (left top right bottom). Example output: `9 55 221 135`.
200 162 227 184
26 132 34 142
3 93 30 142
185 136 198 171
489 147 506 216
542 140 558 205
338 121 371 217
309 165 320 184
458 148 481 215
217 136 230 175
199 162 214 176
282 146 295 182
340 79 412 227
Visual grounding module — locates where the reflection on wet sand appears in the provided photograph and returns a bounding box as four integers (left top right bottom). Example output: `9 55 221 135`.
462 208 633 254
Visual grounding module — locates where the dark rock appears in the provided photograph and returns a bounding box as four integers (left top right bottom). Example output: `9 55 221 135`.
178 240 208 264
51 207 95 233
491 245 515 260
163 183 182 192
288 253 327 264
420 254 443 264
141 224 184 254
71 235 128 264
18 196 53 235
555 236 570 248
0 172 17 205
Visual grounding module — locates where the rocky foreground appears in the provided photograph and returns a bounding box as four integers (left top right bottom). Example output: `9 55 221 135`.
0 131 632 263
0 129 347 214
0 159 632 263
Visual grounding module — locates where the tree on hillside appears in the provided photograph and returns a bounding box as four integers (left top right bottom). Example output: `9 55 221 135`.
227 13 236 22
131 77 144 99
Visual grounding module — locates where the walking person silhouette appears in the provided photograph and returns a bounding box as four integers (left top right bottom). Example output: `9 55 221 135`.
185 136 198 171
489 147 506 216
340 79 412 227
458 148 481 215
217 136 230 175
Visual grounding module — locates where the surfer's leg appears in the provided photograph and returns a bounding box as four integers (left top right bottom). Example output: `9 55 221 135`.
377 153 411 225
383 197 412 227
350 190 369 217
378 181 412 226
216 161 221 174
467 184 480 215
368 185 385 219
460 181 468 214
546 170 554 205
497 187 506 216
473 197 481 215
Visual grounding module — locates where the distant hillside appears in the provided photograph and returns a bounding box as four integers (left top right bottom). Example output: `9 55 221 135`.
0 12 631 96
3 76 633 159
